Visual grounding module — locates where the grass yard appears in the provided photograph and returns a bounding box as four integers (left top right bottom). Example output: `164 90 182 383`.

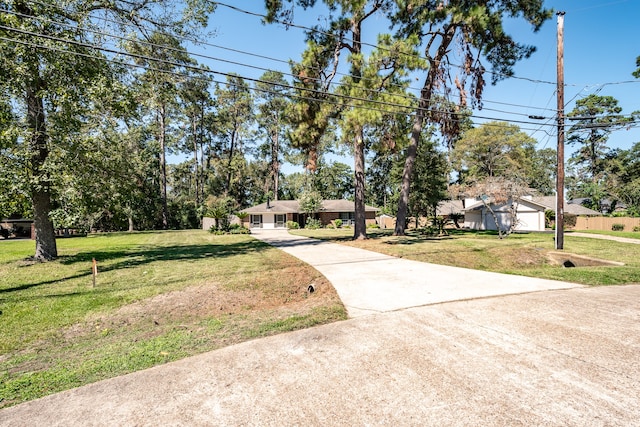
292 228 640 286
0 230 346 408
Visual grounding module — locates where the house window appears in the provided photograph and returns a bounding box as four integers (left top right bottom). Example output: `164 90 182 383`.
251 215 263 228
340 212 355 226
275 214 286 228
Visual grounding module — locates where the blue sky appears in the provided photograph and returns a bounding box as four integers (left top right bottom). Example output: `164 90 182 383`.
183 1 640 170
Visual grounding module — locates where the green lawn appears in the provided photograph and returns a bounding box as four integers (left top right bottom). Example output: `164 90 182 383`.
569 229 640 239
0 230 346 408
292 228 640 286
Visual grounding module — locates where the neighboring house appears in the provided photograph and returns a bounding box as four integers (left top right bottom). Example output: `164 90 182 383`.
436 200 464 217
464 197 548 232
0 218 34 239
240 199 379 229
569 197 626 215
532 196 602 217
464 196 603 232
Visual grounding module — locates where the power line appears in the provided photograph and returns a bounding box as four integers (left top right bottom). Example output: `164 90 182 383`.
211 1 563 86
3 22 638 134
1 6 567 123
1 32 564 137
21 0 567 116
1 22 558 128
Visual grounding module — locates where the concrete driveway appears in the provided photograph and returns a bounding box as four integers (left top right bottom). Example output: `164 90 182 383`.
251 229 583 317
2 230 639 426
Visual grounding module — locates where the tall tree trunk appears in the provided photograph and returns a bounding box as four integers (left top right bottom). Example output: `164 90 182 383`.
353 125 367 240
395 117 422 236
27 85 57 261
16 1 57 260
395 26 456 236
198 99 205 204
225 127 237 195
158 104 169 229
192 116 200 205
351 9 367 240
272 125 280 200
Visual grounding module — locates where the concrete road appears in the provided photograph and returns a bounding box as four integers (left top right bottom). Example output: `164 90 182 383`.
2 230 639 426
2 286 639 426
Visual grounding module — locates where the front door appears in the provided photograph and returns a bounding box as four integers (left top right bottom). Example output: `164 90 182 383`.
275 214 286 228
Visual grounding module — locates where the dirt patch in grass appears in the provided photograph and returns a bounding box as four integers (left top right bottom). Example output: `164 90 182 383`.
1 232 347 408
62 274 339 343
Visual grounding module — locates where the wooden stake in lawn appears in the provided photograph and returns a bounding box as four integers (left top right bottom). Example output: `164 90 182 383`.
92 258 98 288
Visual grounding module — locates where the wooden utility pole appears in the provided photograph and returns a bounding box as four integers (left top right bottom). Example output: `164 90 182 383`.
556 11 565 250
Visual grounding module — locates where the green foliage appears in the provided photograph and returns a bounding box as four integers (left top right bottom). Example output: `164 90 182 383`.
545 209 555 228
213 74 255 197
453 121 537 182
334 219 343 228
567 95 630 181
315 161 354 200
564 213 577 228
305 218 322 229
228 224 250 234
633 226 640 232
612 223 625 231
286 221 299 229
205 196 238 231
298 190 323 215
0 0 213 259
255 71 291 197
0 230 345 407
409 137 449 219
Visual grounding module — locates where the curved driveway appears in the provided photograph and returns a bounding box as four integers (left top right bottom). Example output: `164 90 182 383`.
252 229 583 317
2 230 639 426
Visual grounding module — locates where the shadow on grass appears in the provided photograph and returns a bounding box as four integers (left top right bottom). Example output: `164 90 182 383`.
1 239 269 295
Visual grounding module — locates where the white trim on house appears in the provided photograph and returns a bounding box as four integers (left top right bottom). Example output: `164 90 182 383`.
240 199 378 229
464 197 547 232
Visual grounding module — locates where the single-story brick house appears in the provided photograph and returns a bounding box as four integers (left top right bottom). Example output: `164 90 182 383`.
241 199 379 229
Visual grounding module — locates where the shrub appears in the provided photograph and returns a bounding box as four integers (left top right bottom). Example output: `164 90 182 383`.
564 213 577 228
633 226 640 232
305 218 322 229
612 223 625 231
286 221 299 229
209 223 250 235
334 219 343 228
229 224 250 234
544 209 555 228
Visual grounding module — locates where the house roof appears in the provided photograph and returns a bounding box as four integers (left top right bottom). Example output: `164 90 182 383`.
436 200 464 216
321 199 378 212
242 199 379 214
242 200 300 214
532 197 602 216
464 197 548 212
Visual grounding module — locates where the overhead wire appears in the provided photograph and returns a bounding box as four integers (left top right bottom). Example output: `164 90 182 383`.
210 0 573 87
21 0 565 115
23 0 640 99
0 22 567 132
4 3 639 134
4 25 638 136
